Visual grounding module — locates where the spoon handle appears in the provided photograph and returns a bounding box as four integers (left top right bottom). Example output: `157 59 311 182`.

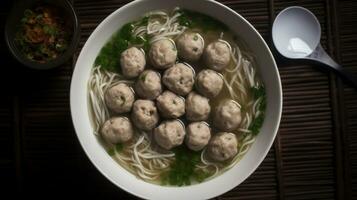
335 67 357 88
308 44 357 88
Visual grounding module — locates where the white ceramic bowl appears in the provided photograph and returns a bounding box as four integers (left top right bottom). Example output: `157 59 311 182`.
70 0 282 199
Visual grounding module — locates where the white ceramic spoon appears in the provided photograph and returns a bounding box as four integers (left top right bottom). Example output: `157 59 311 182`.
272 6 357 87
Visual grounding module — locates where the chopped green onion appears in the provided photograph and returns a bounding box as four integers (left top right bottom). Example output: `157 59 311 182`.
161 146 201 186
24 9 33 17
249 86 266 135
115 143 124 152
107 148 115 156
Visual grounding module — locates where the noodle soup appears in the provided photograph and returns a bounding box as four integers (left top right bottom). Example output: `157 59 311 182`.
88 8 266 186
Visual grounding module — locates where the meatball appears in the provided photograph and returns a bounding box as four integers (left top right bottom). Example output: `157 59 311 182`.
196 69 224 98
101 117 134 144
185 121 211 151
131 100 159 131
120 47 146 78
185 91 211 121
176 32 204 62
208 132 238 162
213 100 242 131
154 120 185 150
135 70 162 100
156 90 185 119
105 83 135 113
162 63 195 96
149 38 177 69
204 40 231 71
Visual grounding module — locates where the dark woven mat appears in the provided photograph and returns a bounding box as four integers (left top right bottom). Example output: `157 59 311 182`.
0 0 356 199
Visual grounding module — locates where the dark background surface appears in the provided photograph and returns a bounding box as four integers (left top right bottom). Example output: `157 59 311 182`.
0 0 356 199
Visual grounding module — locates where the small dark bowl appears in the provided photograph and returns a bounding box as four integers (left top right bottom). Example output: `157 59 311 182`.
5 0 80 70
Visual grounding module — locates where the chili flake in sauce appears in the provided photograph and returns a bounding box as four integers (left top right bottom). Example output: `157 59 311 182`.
15 6 71 63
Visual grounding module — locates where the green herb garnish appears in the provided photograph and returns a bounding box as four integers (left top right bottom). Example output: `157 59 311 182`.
161 145 201 186
251 86 266 111
24 9 34 17
138 16 149 26
140 73 147 82
194 169 213 183
107 148 115 156
108 143 124 155
43 25 58 36
115 143 124 152
95 19 151 72
249 86 266 135
252 86 265 99
142 34 151 52
249 114 264 135
94 22 132 71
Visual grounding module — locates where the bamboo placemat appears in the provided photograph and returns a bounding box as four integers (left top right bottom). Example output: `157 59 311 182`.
0 0 356 199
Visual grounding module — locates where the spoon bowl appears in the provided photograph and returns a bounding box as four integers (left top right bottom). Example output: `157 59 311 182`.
272 6 321 58
272 6 357 88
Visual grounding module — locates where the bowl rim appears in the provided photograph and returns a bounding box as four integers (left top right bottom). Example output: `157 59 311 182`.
70 0 282 199
4 0 81 70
